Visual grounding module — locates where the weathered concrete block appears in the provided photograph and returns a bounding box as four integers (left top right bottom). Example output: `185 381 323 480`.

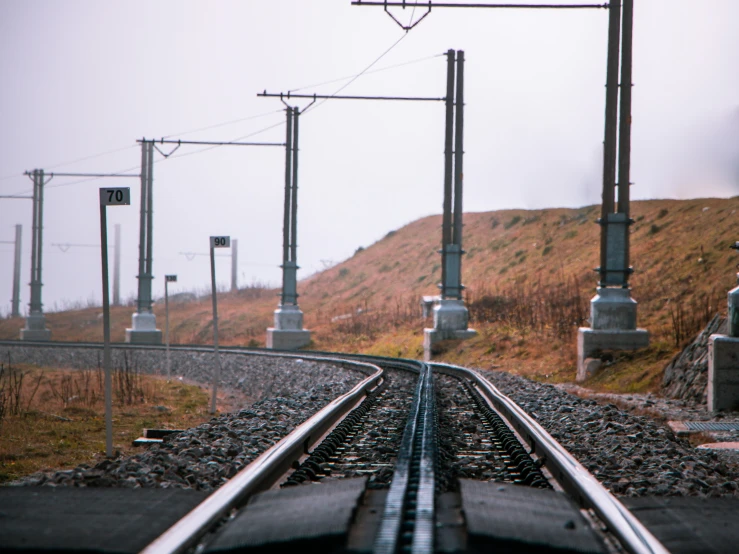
708 334 739 412
273 305 304 331
20 313 51 341
19 328 51 341
126 312 162 344
576 327 649 382
591 287 638 330
266 328 311 350
433 299 470 331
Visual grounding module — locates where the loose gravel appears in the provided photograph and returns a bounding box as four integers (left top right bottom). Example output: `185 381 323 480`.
12 382 356 490
7 349 369 490
481 369 739 498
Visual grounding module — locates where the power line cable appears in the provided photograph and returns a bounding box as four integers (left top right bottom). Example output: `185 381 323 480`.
160 109 284 140
303 32 411 116
287 52 443 93
0 110 287 191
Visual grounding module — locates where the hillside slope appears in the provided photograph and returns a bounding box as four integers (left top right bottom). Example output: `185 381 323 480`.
3 197 738 393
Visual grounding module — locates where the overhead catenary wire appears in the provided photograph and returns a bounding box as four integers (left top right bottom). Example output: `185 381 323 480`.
287 52 443 93
301 31 412 116
3 36 421 197
0 110 285 184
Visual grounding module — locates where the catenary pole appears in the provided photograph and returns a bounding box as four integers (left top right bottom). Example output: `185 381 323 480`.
290 108 300 266
136 142 148 313
453 50 465 251
12 225 22 318
441 50 456 297
617 0 633 286
231 239 238 292
599 0 621 286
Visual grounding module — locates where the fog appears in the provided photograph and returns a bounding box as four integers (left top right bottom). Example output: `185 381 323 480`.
1 0 738 317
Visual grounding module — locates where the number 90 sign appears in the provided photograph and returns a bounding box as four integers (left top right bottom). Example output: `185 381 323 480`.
210 236 231 248
100 188 131 206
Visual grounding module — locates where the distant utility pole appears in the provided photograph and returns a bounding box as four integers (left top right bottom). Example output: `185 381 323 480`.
129 136 283 343
259 51 475 356
231 238 238 292
263 105 312 350
0 224 22 318
258 80 447 350
352 0 645 371
579 0 648 381
15 169 137 340
12 224 22 318
127 139 159 344
20 169 53 340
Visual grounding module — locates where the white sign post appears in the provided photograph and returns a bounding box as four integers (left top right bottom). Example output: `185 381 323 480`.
209 236 230 414
99 187 130 457
164 274 177 381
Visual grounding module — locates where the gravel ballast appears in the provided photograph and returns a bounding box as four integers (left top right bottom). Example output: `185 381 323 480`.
4 344 370 490
481 369 739 498
12 383 353 490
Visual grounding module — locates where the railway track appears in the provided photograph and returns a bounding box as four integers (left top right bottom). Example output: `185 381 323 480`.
0 342 673 552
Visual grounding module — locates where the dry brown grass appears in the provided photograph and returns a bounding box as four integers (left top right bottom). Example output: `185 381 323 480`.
0 360 227 484
2 197 737 395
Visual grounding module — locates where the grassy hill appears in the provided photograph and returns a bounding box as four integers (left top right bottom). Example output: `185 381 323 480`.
3 197 738 394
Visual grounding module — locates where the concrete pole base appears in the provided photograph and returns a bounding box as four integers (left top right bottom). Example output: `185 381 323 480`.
20 313 51 341
423 299 477 361
266 304 310 350
708 334 739 412
591 287 639 330
272 304 304 330
433 299 470 331
125 312 162 344
423 328 478 361
20 328 51 341
576 327 649 382
266 328 311 350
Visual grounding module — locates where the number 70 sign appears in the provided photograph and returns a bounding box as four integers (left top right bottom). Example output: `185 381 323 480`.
100 188 131 205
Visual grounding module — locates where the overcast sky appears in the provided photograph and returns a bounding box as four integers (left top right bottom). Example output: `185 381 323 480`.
1 0 738 317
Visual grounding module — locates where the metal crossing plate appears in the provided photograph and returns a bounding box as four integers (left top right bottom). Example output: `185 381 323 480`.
205 477 368 553
623 496 739 554
459 479 606 553
0 487 208 554
683 421 739 432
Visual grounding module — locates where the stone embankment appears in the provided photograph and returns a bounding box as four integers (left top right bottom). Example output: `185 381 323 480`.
661 314 726 403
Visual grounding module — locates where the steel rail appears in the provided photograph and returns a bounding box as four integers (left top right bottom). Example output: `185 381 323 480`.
432 362 670 554
374 362 436 554
139 356 383 554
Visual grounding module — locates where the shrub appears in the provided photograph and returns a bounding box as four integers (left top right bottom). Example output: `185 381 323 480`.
504 215 522 230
